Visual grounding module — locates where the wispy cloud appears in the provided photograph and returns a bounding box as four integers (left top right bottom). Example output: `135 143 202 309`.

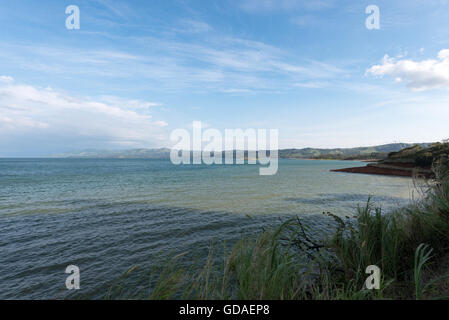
173 19 213 34
237 0 336 14
294 81 329 89
93 0 133 18
0 75 14 83
0 34 346 93
220 88 254 94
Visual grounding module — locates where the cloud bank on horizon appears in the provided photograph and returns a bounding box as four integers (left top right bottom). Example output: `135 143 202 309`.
0 77 168 156
0 0 448 156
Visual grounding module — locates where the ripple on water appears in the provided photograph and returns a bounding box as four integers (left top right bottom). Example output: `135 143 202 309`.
0 159 413 299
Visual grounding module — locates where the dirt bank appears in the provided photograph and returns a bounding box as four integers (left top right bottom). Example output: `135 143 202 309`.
331 163 433 178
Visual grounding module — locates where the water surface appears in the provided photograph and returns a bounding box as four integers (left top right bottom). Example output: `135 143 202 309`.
0 159 414 299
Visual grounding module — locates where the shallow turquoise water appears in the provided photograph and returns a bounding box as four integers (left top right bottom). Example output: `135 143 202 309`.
0 158 414 299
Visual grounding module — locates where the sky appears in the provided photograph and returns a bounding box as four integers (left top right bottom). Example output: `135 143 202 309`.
0 0 449 156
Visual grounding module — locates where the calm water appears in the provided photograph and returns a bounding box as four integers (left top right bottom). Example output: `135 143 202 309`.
0 158 415 299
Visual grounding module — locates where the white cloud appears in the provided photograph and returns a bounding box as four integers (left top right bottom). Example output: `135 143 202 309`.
98 95 161 109
294 81 329 89
93 0 132 18
0 80 168 154
366 49 449 91
153 120 168 127
0 115 48 130
175 19 213 33
238 0 335 13
221 88 254 93
0 75 14 83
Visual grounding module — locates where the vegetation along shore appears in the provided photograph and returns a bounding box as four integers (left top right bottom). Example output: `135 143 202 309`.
333 142 449 178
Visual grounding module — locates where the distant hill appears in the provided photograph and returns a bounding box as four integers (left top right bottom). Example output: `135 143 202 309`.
53 148 172 159
279 143 431 160
53 143 431 160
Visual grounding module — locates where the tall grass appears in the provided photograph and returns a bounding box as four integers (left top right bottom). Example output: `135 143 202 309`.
414 243 433 300
226 221 306 299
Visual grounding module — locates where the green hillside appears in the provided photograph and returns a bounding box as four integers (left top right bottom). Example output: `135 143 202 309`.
279 143 431 160
386 142 449 167
54 143 432 160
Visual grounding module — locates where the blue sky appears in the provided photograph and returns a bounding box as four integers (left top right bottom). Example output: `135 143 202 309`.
0 0 449 156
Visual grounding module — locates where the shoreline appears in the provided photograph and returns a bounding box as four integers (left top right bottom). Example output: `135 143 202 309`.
331 163 433 178
331 166 414 177
285 158 370 162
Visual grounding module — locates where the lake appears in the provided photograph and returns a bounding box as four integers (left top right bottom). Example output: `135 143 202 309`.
0 158 415 299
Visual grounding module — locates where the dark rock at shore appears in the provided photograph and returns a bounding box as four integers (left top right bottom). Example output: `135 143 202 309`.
331 165 432 178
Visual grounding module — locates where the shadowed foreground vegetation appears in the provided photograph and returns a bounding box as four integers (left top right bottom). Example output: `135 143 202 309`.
107 156 449 300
